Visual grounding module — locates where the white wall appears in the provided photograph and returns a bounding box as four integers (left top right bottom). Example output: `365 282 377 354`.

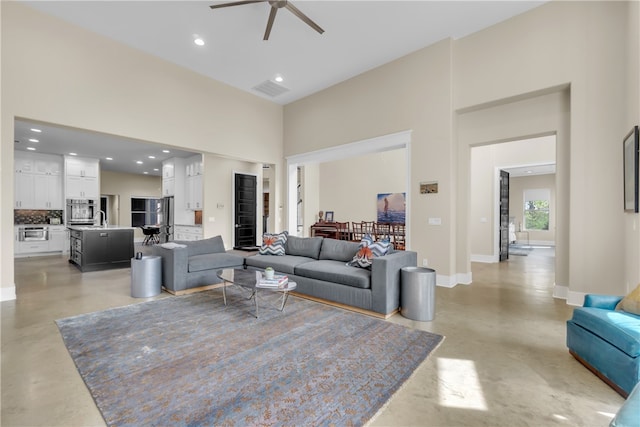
319 149 405 225
1 3 283 299
286 1 638 299
202 154 262 248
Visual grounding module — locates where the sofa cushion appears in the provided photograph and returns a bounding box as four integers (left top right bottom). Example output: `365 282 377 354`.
286 236 323 259
348 234 392 269
184 235 226 257
294 260 371 289
188 253 244 273
571 307 640 357
245 254 313 275
259 231 288 256
319 238 360 262
616 284 640 315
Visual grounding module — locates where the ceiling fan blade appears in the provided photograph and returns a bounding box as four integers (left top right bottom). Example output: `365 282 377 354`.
209 0 265 10
284 2 324 35
263 7 278 40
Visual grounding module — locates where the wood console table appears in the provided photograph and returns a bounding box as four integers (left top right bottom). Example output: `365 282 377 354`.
310 223 339 239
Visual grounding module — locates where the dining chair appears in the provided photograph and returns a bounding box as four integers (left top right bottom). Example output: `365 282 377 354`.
391 223 406 250
374 222 391 241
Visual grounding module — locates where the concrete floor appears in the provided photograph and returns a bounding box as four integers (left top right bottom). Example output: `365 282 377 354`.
2 247 624 426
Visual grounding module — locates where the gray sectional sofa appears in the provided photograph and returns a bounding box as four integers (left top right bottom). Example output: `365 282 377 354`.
245 235 417 316
152 236 244 294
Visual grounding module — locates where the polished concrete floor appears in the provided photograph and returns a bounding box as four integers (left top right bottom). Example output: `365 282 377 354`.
2 247 624 426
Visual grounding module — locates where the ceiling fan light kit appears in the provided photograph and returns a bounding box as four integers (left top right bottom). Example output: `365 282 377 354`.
209 0 324 40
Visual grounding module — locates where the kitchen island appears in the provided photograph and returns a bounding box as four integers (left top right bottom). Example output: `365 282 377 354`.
68 225 134 272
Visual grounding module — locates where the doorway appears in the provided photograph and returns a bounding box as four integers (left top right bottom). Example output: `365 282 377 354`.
499 170 510 261
233 173 258 249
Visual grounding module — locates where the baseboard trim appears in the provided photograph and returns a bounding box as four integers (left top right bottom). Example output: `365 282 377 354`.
289 292 394 319
162 282 225 296
1 285 17 301
470 254 498 263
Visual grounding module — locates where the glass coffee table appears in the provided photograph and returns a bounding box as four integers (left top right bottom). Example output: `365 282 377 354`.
216 268 297 318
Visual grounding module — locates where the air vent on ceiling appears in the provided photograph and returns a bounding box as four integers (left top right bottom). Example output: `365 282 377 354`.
252 80 290 98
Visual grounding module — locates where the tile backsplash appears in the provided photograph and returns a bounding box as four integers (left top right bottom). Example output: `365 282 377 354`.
15 210 63 225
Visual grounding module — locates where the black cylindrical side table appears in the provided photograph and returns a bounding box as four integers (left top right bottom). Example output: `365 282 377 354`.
400 266 436 321
131 255 162 298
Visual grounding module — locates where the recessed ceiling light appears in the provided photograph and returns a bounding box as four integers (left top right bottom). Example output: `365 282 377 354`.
30 128 42 133
26 147 36 151
28 138 39 143
193 34 205 46
153 168 159 171
105 157 113 161
274 74 284 83
143 171 149 175
136 161 143 164
148 155 156 159
526 170 533 174
69 152 77 156
162 150 170 153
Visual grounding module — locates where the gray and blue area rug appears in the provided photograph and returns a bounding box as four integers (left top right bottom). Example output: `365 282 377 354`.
56 291 443 426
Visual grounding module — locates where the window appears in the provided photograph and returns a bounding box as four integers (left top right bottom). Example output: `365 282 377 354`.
523 189 550 231
131 197 162 227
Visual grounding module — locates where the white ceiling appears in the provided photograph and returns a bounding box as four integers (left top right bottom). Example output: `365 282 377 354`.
15 0 548 176
22 0 547 105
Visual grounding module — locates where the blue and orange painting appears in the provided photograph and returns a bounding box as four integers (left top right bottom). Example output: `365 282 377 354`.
376 193 406 224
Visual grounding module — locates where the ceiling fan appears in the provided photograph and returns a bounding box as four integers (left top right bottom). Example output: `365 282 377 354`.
209 0 324 40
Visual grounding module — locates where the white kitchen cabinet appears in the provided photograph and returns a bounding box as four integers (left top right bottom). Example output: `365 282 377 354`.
65 157 98 178
162 177 175 196
14 154 35 173
185 155 203 210
65 156 99 199
66 175 99 199
34 174 63 209
185 174 203 210
15 152 64 209
34 156 62 175
48 226 67 252
162 160 175 179
17 241 50 254
173 225 203 241
15 171 35 208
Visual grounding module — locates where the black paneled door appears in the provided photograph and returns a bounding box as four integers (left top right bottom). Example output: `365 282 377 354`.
499 169 510 262
234 173 257 248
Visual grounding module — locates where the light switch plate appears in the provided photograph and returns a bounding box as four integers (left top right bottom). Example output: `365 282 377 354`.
428 217 442 225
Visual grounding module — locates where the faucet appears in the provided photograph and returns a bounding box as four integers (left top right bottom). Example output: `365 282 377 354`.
95 210 108 228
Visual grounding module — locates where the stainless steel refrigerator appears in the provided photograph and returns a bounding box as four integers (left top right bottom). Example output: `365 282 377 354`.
160 196 174 243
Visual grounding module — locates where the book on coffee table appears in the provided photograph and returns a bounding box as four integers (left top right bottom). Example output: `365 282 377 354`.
258 274 288 288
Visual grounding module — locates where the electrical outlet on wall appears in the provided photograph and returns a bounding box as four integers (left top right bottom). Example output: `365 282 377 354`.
422 259 428 267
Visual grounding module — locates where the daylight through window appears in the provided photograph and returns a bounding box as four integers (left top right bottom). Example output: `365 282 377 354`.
523 189 550 231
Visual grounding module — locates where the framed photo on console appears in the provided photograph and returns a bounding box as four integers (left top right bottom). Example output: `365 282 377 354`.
325 211 334 222
624 125 639 212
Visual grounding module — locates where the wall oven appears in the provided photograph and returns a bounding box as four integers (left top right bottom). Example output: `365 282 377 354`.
18 226 49 241
66 199 97 225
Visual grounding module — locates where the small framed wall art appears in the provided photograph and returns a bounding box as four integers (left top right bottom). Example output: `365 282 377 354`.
420 181 438 194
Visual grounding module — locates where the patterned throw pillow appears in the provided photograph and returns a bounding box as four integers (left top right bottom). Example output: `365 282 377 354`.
259 231 288 256
348 234 391 269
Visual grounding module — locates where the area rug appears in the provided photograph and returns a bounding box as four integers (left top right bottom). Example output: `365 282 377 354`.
509 244 533 256
56 290 444 427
